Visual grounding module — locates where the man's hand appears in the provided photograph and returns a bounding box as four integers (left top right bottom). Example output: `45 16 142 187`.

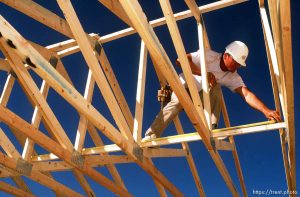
208 72 217 89
263 109 282 122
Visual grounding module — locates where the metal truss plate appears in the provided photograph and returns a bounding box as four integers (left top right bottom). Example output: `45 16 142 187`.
16 158 32 176
133 144 143 162
71 150 85 168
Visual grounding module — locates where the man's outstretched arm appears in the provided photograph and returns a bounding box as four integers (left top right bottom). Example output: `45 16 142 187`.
235 86 281 122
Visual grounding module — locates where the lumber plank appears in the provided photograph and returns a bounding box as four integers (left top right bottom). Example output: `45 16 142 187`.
140 122 286 148
174 117 205 196
197 22 212 128
0 181 34 197
143 148 187 158
0 0 73 38
0 58 10 71
74 70 94 151
184 0 201 22
46 0 247 55
220 92 247 196
95 45 134 132
86 124 127 190
278 0 295 192
159 0 208 128
261 2 292 190
133 40 148 143
99 0 248 44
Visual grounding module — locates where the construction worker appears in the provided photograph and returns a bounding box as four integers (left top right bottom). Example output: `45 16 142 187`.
142 41 281 141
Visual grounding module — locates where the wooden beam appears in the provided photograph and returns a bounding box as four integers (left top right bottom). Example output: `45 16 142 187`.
30 155 133 172
74 70 93 151
99 0 248 44
140 122 286 148
220 92 247 196
84 155 133 166
0 181 34 197
47 0 247 55
33 121 286 162
259 2 295 192
130 40 167 196
82 144 121 155
86 124 127 191
95 46 134 132
120 0 211 148
0 0 73 38
22 79 49 160
133 40 147 143
72 67 127 191
0 58 11 72
197 22 212 129
0 73 15 106
260 1 292 190
143 148 187 158
173 117 206 196
259 4 286 119
159 0 208 128
184 0 201 22
278 0 295 192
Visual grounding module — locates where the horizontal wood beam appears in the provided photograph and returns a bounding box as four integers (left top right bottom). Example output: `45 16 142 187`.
0 181 34 197
141 122 286 148
48 0 248 55
31 121 285 162
143 148 187 158
0 0 73 38
100 0 248 44
29 156 133 173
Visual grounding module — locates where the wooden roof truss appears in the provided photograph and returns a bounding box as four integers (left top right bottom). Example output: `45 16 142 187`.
0 0 295 196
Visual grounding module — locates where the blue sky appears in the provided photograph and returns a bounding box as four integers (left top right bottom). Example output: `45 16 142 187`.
0 0 299 196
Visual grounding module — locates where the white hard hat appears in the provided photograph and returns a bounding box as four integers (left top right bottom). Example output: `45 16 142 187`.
225 41 249 67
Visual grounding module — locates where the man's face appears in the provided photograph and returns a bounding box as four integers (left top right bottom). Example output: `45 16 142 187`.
224 53 241 73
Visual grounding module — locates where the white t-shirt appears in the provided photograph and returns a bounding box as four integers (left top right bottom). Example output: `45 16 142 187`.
179 49 245 92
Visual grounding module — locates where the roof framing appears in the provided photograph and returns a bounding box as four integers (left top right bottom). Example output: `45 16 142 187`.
0 0 295 196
